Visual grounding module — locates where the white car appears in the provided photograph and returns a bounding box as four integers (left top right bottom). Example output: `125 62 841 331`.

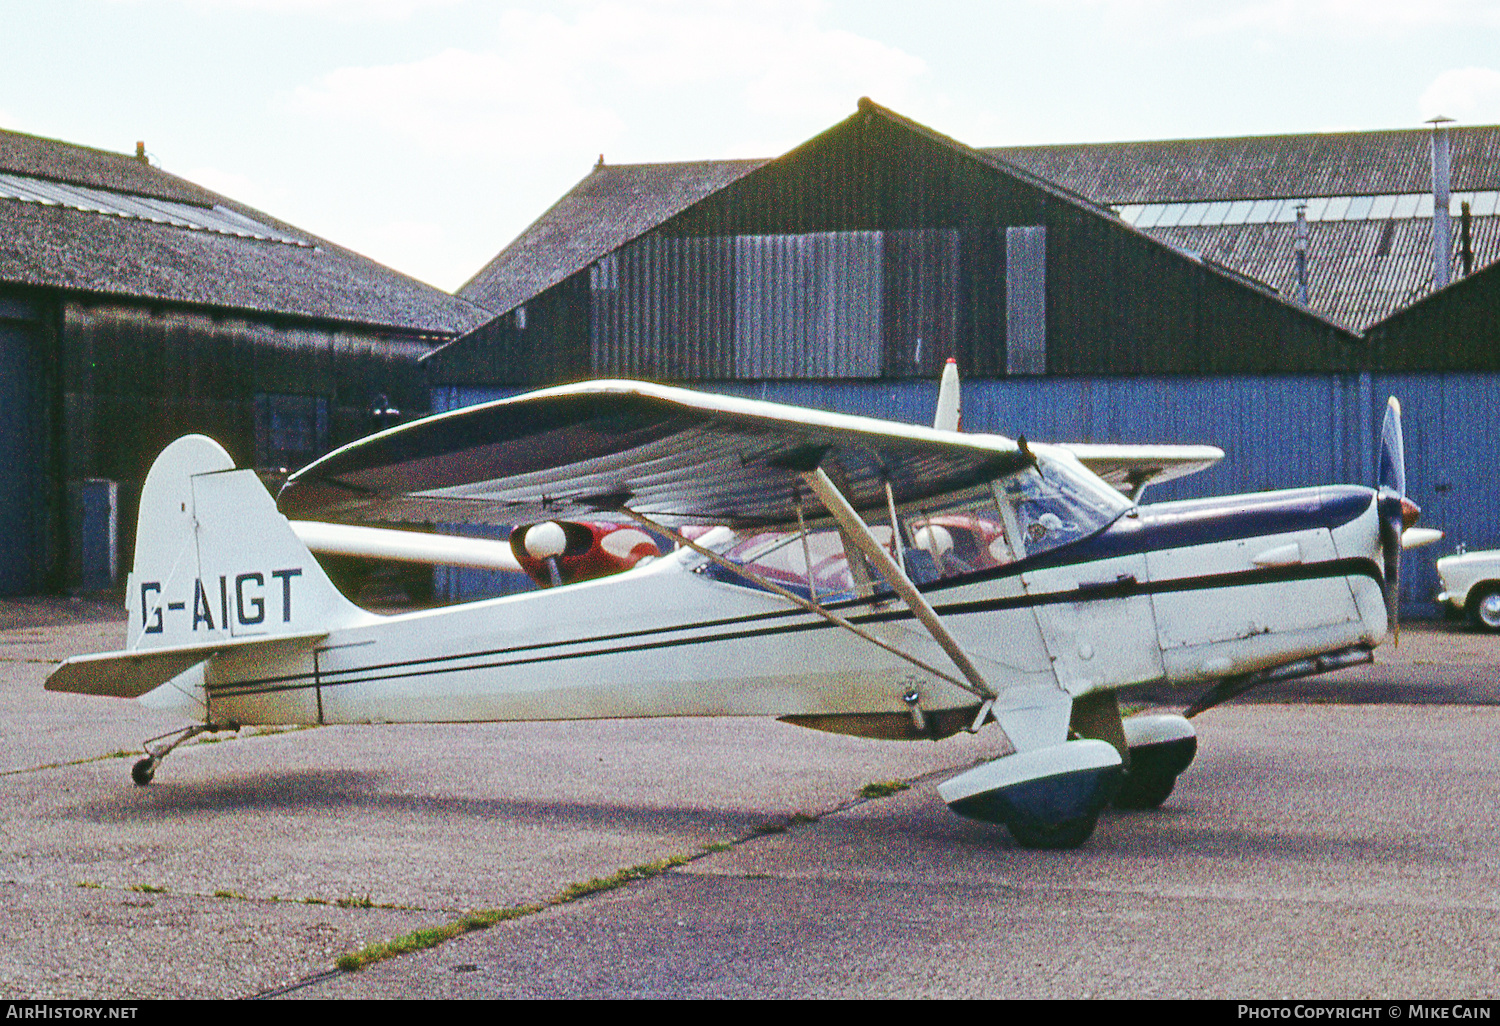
1436 549 1500 632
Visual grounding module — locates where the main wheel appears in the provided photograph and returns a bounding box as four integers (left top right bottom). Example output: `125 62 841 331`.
1114 770 1176 809
131 759 156 787
1469 586 1500 633
1006 814 1098 850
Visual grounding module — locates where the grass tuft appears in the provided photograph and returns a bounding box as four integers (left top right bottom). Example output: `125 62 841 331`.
335 854 690 973
127 883 167 894
703 841 733 853
76 881 102 889
335 894 376 909
212 889 247 900
858 780 910 799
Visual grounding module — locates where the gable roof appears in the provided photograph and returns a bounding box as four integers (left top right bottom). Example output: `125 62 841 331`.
456 158 767 316
0 129 489 335
983 126 1500 331
453 100 1346 333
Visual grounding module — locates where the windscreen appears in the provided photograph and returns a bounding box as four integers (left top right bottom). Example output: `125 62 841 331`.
995 452 1133 558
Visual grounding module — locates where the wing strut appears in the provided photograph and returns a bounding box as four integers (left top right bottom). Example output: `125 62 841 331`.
801 469 999 704
615 508 991 702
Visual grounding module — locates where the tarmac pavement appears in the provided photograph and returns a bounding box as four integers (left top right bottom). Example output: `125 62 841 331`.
1 599 1497 999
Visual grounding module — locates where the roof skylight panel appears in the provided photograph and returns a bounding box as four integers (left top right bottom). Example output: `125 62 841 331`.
0 172 312 246
1369 195 1397 219
1133 205 1165 228
1392 194 1420 218
1344 196 1374 221
1223 200 1254 224
1178 202 1211 227
1322 196 1352 221
1154 203 1188 227
1469 191 1499 216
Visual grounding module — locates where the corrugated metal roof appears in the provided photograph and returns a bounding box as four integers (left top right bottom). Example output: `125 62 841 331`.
982 127 1500 330
1151 216 1500 331
984 125 1500 204
0 128 490 335
456 159 768 317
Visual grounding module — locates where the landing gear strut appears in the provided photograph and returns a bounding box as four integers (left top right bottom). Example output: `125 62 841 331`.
131 722 238 786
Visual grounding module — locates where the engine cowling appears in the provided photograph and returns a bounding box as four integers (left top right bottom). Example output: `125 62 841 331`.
510 521 661 587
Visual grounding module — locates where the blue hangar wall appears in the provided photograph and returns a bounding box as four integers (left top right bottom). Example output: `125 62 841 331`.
431 372 1496 617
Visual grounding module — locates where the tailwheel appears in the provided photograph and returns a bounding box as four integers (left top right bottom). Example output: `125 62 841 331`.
130 722 237 785
131 758 157 787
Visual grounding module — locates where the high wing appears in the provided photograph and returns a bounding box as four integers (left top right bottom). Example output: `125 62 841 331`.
1052 442 1224 498
279 381 1030 528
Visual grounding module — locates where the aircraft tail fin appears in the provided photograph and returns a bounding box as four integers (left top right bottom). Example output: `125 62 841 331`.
126 435 367 652
934 358 962 431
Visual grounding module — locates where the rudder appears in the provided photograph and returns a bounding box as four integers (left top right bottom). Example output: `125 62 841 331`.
127 435 365 650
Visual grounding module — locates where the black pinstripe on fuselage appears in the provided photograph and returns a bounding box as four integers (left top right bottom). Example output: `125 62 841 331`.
206 486 1381 701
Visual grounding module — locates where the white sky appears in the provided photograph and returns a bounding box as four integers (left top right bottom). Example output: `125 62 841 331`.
4 0 1500 294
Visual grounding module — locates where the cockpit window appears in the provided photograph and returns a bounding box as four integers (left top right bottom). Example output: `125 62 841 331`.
692 451 1129 597
699 526 868 601
996 452 1132 557
900 492 1015 582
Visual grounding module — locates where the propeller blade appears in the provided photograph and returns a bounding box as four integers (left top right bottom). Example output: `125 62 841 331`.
1379 397 1405 498
1376 397 1406 643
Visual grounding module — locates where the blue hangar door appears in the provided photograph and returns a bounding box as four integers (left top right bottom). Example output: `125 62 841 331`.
0 312 40 595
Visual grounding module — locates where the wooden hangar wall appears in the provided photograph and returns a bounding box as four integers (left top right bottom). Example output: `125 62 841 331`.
431 101 1360 388
429 101 1500 614
0 286 433 596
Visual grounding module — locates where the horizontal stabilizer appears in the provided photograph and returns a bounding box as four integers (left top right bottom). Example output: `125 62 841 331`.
46 631 326 699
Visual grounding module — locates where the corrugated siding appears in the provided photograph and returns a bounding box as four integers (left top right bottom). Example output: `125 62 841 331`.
0 311 43 593
63 302 433 569
1004 226 1046 374
573 227 974 380
1366 257 1500 370
433 373 1497 614
736 231 883 378
430 106 1364 386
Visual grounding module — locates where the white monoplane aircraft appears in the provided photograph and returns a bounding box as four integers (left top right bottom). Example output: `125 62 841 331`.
47 372 1425 848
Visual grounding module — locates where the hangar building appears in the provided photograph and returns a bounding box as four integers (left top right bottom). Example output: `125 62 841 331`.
0 129 488 595
428 100 1500 613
